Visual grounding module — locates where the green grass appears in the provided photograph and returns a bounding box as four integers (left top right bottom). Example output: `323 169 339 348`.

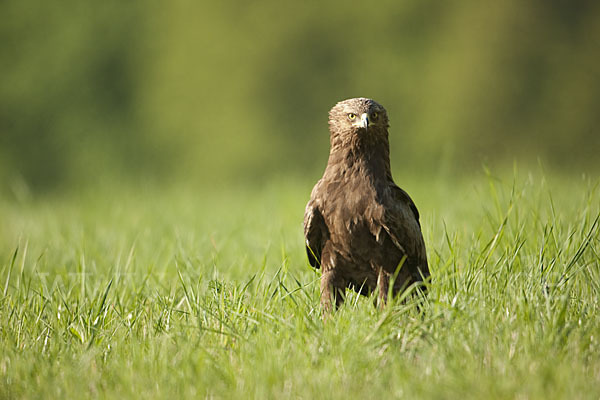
1 170 599 399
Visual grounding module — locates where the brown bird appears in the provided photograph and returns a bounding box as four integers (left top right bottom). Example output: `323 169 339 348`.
303 97 429 311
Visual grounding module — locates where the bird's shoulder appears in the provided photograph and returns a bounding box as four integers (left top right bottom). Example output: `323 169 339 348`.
303 193 321 234
386 183 420 225
304 179 327 219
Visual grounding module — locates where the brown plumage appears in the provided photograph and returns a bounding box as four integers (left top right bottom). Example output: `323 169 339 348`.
304 97 429 311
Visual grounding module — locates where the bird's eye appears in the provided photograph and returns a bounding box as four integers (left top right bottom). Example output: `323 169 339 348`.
371 112 378 120
347 113 356 120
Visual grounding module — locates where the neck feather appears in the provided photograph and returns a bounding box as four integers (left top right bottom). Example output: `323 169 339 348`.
326 129 392 179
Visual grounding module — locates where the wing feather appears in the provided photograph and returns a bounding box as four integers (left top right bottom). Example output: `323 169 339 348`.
381 184 429 276
303 200 327 269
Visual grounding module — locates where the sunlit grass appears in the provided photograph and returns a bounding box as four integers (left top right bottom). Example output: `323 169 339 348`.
1 170 599 399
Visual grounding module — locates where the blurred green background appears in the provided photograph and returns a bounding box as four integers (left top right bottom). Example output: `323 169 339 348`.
1 0 599 193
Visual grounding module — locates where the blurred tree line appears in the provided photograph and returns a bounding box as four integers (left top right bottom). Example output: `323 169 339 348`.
1 0 599 193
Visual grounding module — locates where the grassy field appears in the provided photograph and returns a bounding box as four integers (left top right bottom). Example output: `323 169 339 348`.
1 169 599 399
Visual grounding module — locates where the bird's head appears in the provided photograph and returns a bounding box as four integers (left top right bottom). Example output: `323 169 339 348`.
328 98 389 146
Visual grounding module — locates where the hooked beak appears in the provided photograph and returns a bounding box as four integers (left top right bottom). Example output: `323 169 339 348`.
359 113 369 130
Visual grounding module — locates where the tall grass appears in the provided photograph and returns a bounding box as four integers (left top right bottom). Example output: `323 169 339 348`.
0 170 599 399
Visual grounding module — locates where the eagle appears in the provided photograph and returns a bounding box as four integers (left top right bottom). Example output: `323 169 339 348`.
303 97 429 311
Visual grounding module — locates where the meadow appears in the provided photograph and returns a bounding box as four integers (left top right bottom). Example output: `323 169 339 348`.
1 169 599 399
